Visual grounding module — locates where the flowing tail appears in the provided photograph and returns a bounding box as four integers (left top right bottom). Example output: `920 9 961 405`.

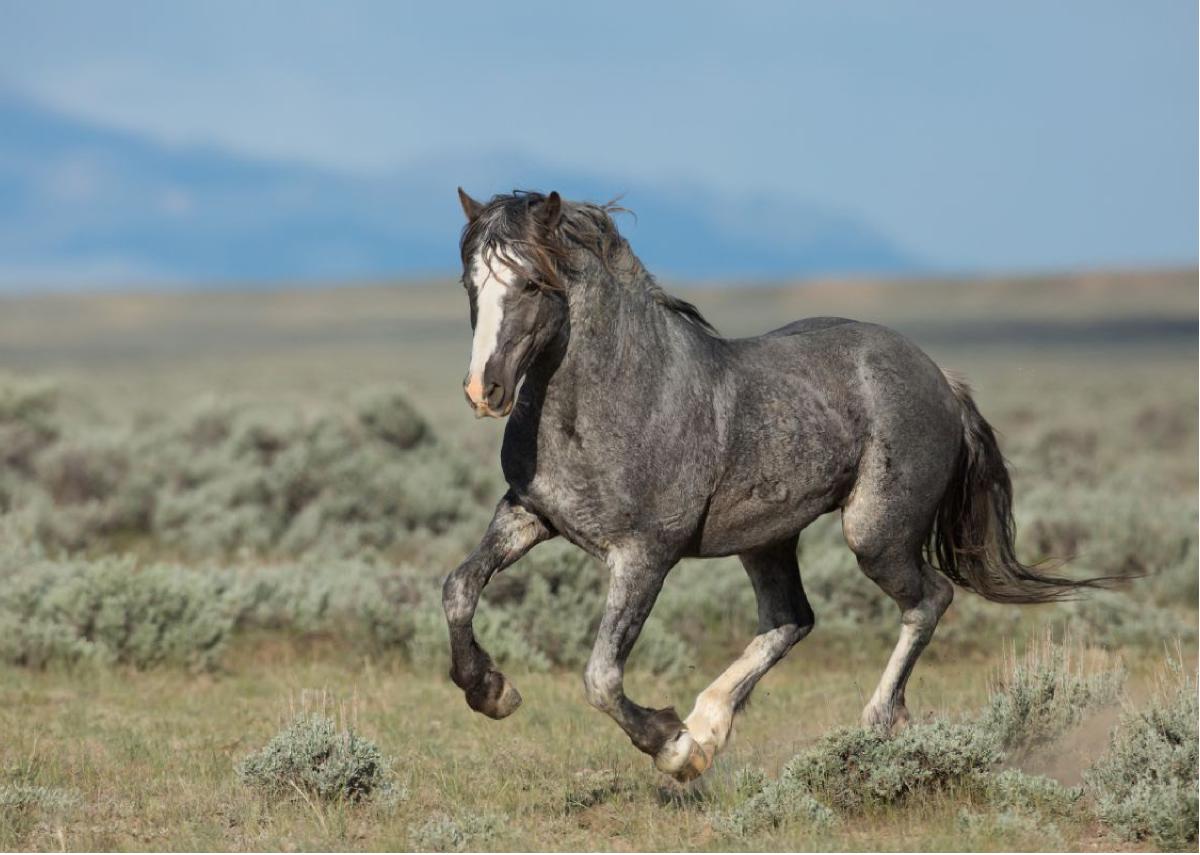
927 372 1118 604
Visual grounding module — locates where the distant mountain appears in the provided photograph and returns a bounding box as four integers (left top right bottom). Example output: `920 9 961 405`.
0 95 918 290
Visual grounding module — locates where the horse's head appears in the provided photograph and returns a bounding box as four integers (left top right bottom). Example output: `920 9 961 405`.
456 188 571 418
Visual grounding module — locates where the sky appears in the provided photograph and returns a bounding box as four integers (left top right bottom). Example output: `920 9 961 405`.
0 0 1196 274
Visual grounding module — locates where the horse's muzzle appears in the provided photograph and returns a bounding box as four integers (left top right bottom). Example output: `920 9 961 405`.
471 400 513 419
464 377 514 418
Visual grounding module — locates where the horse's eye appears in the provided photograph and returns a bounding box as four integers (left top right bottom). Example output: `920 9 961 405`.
521 278 540 294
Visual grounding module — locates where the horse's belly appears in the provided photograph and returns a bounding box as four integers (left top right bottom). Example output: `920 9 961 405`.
693 426 857 556
694 477 846 556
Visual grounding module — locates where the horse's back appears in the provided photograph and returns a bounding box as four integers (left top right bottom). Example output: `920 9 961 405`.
739 317 951 401
760 316 858 338
743 316 961 445
697 316 962 553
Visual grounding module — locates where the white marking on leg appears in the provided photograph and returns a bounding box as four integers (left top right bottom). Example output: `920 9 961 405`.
863 620 922 727
684 627 790 758
654 730 705 777
465 248 518 403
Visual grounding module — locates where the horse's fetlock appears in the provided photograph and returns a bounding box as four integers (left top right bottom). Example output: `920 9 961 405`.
638 706 685 756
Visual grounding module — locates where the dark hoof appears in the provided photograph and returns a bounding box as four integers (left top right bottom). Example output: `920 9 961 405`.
464 670 522 719
627 706 686 756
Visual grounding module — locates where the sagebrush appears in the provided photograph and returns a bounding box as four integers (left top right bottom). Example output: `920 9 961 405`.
1085 660 1199 850
237 713 394 803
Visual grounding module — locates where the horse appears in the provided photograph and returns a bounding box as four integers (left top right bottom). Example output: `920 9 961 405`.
441 188 1109 782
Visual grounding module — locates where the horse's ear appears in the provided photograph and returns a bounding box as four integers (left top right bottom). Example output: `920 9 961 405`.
539 191 562 230
457 187 484 222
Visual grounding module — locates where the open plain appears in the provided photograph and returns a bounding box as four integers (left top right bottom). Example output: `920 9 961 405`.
0 269 1195 850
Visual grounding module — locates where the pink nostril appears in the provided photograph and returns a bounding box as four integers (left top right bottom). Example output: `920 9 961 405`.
464 376 485 405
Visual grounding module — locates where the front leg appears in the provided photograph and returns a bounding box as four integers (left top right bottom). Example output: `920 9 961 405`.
443 493 554 719
582 547 705 776
670 539 814 781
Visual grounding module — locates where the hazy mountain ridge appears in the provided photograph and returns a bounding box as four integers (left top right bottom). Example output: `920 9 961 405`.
0 94 917 290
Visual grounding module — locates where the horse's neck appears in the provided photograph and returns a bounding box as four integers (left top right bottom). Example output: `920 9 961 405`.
537 261 718 412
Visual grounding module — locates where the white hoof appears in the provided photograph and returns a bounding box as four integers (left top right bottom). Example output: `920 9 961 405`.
653 730 712 782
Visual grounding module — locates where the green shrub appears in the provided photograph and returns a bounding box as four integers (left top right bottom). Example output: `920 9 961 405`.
0 784 80 812
780 721 1001 812
0 540 699 675
733 766 769 798
711 635 1124 838
1 382 492 558
0 373 1192 682
714 731 1090 838
979 768 1081 817
0 551 234 669
712 769 836 836
713 639 1161 845
956 807 1066 850
1019 483 1198 589
0 377 62 475
1057 589 1197 649
138 394 486 558
0 782 81 845
236 713 394 803
1085 662 1198 850
353 387 429 449
410 810 503 851
979 636 1124 753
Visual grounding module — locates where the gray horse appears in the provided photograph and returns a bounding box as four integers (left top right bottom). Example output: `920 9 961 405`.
442 189 1108 782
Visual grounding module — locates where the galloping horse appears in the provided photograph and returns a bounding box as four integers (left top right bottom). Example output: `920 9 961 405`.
441 189 1105 782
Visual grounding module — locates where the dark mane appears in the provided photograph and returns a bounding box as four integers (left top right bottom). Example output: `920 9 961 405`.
460 190 717 336
650 291 717 335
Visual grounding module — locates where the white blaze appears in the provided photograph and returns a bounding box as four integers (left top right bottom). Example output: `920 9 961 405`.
466 248 516 398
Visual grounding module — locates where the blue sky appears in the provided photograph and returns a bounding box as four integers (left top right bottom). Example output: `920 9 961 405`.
1 0 1196 276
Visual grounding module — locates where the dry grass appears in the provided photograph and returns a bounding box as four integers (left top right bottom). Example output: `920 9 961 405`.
0 641 1187 851
0 270 1194 850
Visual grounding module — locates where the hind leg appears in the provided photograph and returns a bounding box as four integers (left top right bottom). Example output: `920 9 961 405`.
844 497 954 731
857 553 953 730
659 538 814 781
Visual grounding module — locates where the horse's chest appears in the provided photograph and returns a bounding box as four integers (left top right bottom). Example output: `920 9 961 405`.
500 421 706 554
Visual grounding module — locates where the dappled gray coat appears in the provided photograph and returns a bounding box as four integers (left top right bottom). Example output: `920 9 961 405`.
442 189 1111 782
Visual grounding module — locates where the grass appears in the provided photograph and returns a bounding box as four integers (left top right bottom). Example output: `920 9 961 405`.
0 640 1190 851
0 271 1195 850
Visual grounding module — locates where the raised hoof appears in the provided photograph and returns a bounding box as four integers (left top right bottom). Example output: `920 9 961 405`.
653 730 712 783
464 670 522 719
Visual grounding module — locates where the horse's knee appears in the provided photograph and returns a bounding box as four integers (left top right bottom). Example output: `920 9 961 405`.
442 561 478 625
583 660 622 712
